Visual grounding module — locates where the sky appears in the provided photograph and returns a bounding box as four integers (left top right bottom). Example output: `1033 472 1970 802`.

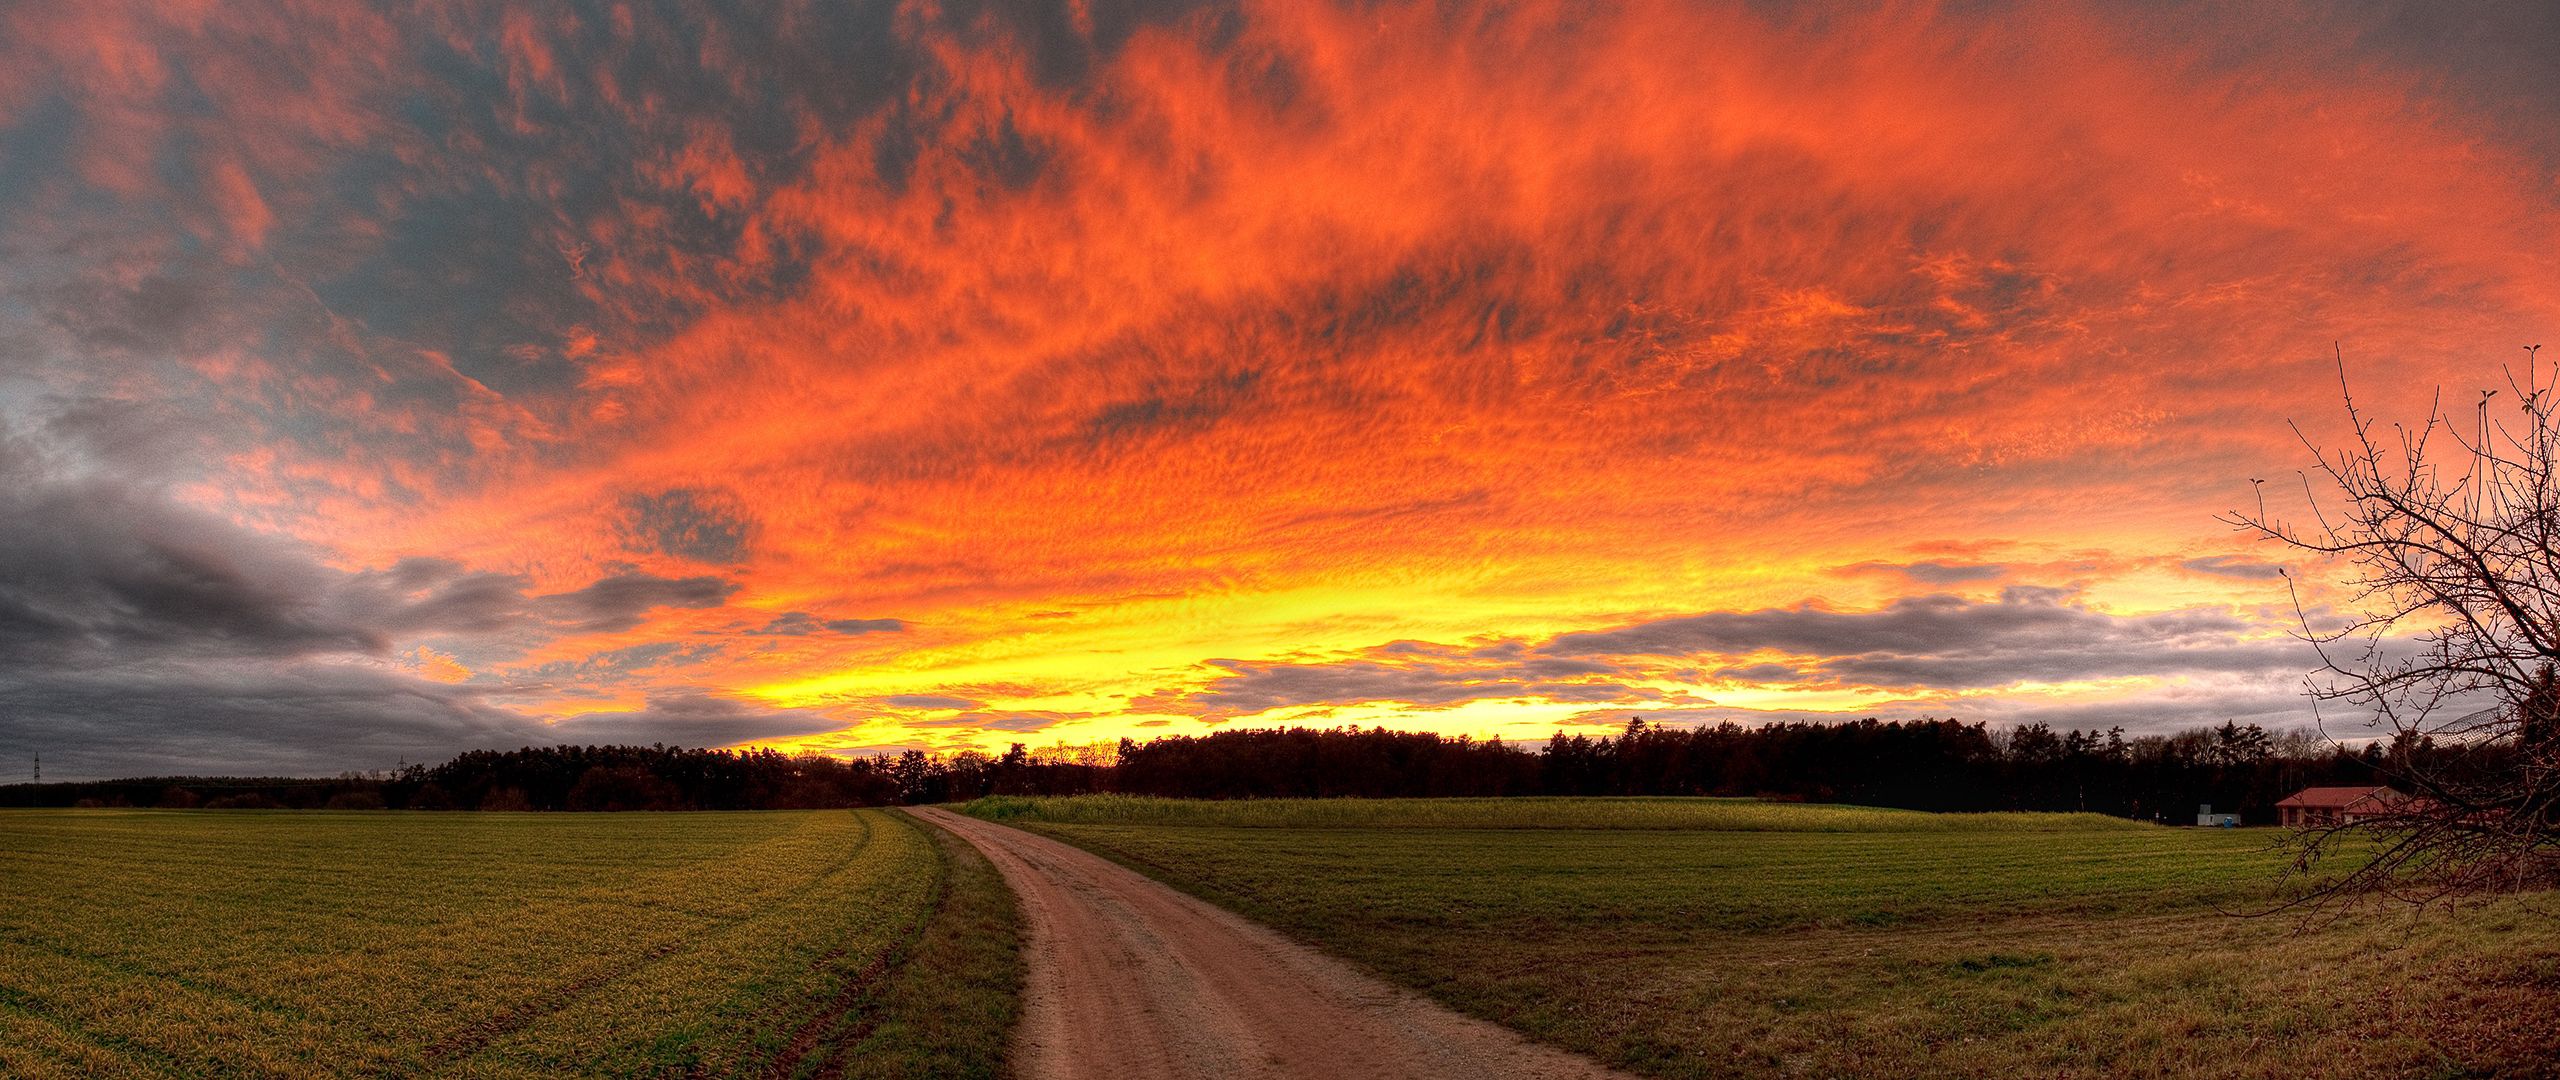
4 0 2559 781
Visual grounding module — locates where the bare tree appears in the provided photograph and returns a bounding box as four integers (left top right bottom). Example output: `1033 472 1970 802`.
2229 346 2560 904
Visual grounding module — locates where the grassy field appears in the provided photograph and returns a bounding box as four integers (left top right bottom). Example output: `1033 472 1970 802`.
0 808 1019 1079
969 795 2560 1078
963 793 2148 832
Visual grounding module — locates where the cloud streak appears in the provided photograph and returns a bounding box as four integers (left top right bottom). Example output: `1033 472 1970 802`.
1149 590 2313 731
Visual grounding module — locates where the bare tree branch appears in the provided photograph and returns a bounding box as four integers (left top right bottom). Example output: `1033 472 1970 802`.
2225 347 2560 907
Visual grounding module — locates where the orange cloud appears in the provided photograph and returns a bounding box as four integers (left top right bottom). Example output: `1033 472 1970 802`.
5 1 2557 773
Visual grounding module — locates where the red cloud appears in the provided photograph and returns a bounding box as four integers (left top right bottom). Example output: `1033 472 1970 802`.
4 1 2556 766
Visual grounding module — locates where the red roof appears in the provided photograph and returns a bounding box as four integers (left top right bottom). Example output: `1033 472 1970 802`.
2275 785 2402 809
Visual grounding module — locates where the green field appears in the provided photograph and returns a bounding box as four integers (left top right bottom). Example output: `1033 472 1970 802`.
0 809 1018 1079
963 793 2151 832
14 797 2557 1079
969 796 2560 1078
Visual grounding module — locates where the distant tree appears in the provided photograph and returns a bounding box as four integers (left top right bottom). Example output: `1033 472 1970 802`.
892 750 935 804
566 766 684 811
2205 722 2272 769
2230 349 2560 899
943 750 996 801
479 786 534 812
2007 722 2065 765
994 743 1032 794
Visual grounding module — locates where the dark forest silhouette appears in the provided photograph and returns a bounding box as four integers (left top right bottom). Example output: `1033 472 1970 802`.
2 717 2419 821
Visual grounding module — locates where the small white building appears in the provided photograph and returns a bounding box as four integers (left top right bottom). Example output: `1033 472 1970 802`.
2195 803 2239 827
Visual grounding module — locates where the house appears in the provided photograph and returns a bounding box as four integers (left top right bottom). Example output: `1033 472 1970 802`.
2274 785 2405 827
2195 803 2240 827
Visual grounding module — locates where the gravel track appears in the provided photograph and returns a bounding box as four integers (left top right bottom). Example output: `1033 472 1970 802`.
907 806 1635 1080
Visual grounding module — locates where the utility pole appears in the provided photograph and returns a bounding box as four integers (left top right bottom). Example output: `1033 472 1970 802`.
32 753 39 783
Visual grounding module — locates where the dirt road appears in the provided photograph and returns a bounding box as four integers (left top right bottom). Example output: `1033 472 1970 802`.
906 806 1636 1080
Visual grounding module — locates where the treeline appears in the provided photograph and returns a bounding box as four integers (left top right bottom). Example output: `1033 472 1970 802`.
1108 718 2397 822
0 718 2408 821
0 743 1100 813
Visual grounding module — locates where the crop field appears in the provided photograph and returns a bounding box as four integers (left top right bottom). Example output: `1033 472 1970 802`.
963 794 2151 832
970 796 2560 1079
0 809 1018 1079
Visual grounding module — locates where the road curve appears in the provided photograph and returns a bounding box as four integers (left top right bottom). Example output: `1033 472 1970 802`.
906 806 1637 1080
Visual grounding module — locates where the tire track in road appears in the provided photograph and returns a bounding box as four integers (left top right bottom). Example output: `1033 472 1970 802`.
909 807 1637 1080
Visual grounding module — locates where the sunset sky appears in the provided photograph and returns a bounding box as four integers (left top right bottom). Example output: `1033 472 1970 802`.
5 1 2559 780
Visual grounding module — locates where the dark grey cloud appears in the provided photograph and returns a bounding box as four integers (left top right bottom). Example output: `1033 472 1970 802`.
332 558 738 640
1079 367 1265 445
0 431 524 779
0 661 531 780
2331 0 2560 168
753 611 908 636
1594 590 2300 693
1545 588 2252 665
977 714 1072 733
905 710 1085 733
1711 662 1802 683
509 641 723 688
1151 657 1650 719
882 694 978 709
534 572 737 633
1841 560 2007 584
1561 681 2329 740
0 437 380 663
0 421 774 780
757 611 827 635
540 690 838 747
34 270 214 356
621 488 756 565
1152 589 2313 722
1582 588 2299 691
2182 555 2286 580
346 558 540 636
1959 688 2330 738
1810 638 2299 692
0 0 989 509
39 396 208 480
